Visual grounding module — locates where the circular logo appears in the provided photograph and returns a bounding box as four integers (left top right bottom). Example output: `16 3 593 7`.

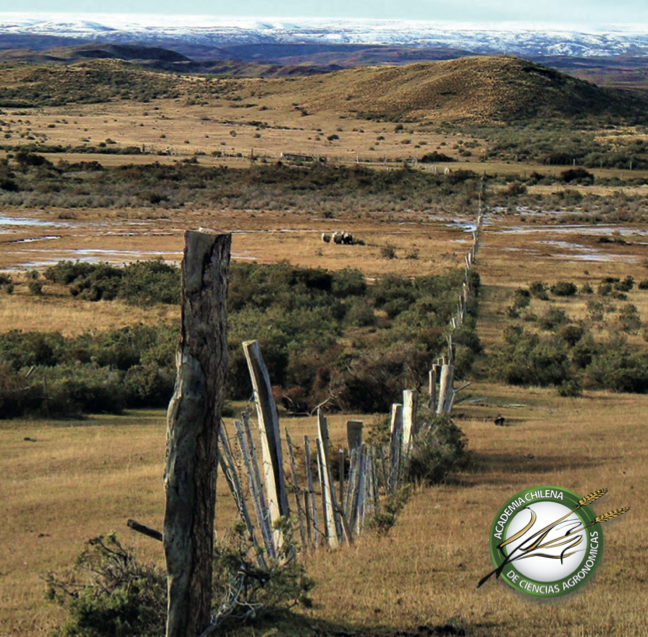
486 486 604 598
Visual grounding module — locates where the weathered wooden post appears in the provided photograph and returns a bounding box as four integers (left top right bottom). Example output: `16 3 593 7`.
317 409 341 547
429 364 440 410
346 420 363 450
401 389 418 459
437 364 454 415
163 230 230 637
243 340 290 541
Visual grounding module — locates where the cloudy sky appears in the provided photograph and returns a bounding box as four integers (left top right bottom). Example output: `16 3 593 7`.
8 0 648 25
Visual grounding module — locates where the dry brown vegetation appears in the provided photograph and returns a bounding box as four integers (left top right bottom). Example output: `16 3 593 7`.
1 57 648 636
3 212 648 635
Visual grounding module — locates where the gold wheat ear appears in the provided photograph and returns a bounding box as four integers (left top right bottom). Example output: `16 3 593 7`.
579 488 608 507
594 507 630 524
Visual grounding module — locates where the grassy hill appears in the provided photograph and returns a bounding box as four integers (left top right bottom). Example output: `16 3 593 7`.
0 55 646 125
296 55 648 124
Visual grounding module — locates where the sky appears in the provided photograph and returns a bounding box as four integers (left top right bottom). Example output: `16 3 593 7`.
6 1 648 26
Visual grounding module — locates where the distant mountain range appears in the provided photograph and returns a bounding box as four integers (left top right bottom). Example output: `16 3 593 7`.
2 14 648 59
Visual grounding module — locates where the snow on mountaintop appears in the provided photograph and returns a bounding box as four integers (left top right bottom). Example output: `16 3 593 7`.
1 13 648 57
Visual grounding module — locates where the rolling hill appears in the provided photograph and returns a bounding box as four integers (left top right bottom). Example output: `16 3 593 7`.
0 55 645 125
294 55 648 124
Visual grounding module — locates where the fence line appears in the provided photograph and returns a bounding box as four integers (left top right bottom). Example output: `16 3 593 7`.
219 195 487 551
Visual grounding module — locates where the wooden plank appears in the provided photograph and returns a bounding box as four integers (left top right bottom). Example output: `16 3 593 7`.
242 341 290 540
285 428 307 550
304 435 320 546
164 230 230 637
241 413 274 553
316 427 340 548
437 364 455 415
429 365 439 411
346 420 363 450
389 404 403 492
234 418 274 558
401 389 418 460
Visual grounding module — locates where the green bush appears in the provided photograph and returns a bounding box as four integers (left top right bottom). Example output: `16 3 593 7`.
619 304 642 333
529 281 549 300
585 340 648 393
492 329 573 387
559 324 585 347
211 519 314 628
513 288 531 308
615 276 635 292
45 533 167 637
560 167 594 184
47 525 314 637
551 281 578 297
405 413 468 484
539 307 569 331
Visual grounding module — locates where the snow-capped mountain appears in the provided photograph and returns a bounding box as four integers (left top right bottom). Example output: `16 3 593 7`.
1 13 648 58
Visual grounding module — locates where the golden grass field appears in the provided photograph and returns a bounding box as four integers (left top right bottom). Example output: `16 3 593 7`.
1 90 648 635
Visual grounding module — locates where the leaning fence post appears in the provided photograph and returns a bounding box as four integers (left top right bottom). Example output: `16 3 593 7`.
243 340 290 544
163 230 230 637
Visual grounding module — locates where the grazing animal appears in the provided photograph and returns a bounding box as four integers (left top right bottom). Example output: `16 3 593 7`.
321 233 331 243
494 414 505 426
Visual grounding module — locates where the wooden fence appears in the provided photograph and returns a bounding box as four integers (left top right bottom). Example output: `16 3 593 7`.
218 199 486 554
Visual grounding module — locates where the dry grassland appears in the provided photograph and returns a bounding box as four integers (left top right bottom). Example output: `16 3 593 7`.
1 208 648 635
2 79 648 634
1 385 646 637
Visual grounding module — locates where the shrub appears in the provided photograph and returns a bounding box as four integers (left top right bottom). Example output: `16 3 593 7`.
506 182 527 196
28 280 43 295
539 307 569 331
558 377 583 397
47 525 314 637
405 413 468 484
420 151 455 163
45 533 167 637
492 329 573 387
380 245 396 260
367 485 412 535
638 280 648 290
597 282 613 296
585 341 648 393
557 323 583 347
587 299 605 322
571 335 600 368
551 281 578 297
615 276 634 292
529 281 549 300
619 304 642 333
560 167 594 184
513 288 531 309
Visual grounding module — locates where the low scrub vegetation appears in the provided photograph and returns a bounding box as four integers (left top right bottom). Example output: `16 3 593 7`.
46 525 313 637
492 279 648 395
1 260 481 418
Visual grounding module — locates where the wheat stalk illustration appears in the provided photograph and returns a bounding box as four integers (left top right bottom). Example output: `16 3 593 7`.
593 507 630 524
578 488 608 507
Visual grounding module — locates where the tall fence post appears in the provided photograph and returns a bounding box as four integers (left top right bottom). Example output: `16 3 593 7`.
164 230 230 637
401 389 418 460
243 340 290 543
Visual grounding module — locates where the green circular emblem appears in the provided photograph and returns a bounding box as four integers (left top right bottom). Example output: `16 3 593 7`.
487 486 604 598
